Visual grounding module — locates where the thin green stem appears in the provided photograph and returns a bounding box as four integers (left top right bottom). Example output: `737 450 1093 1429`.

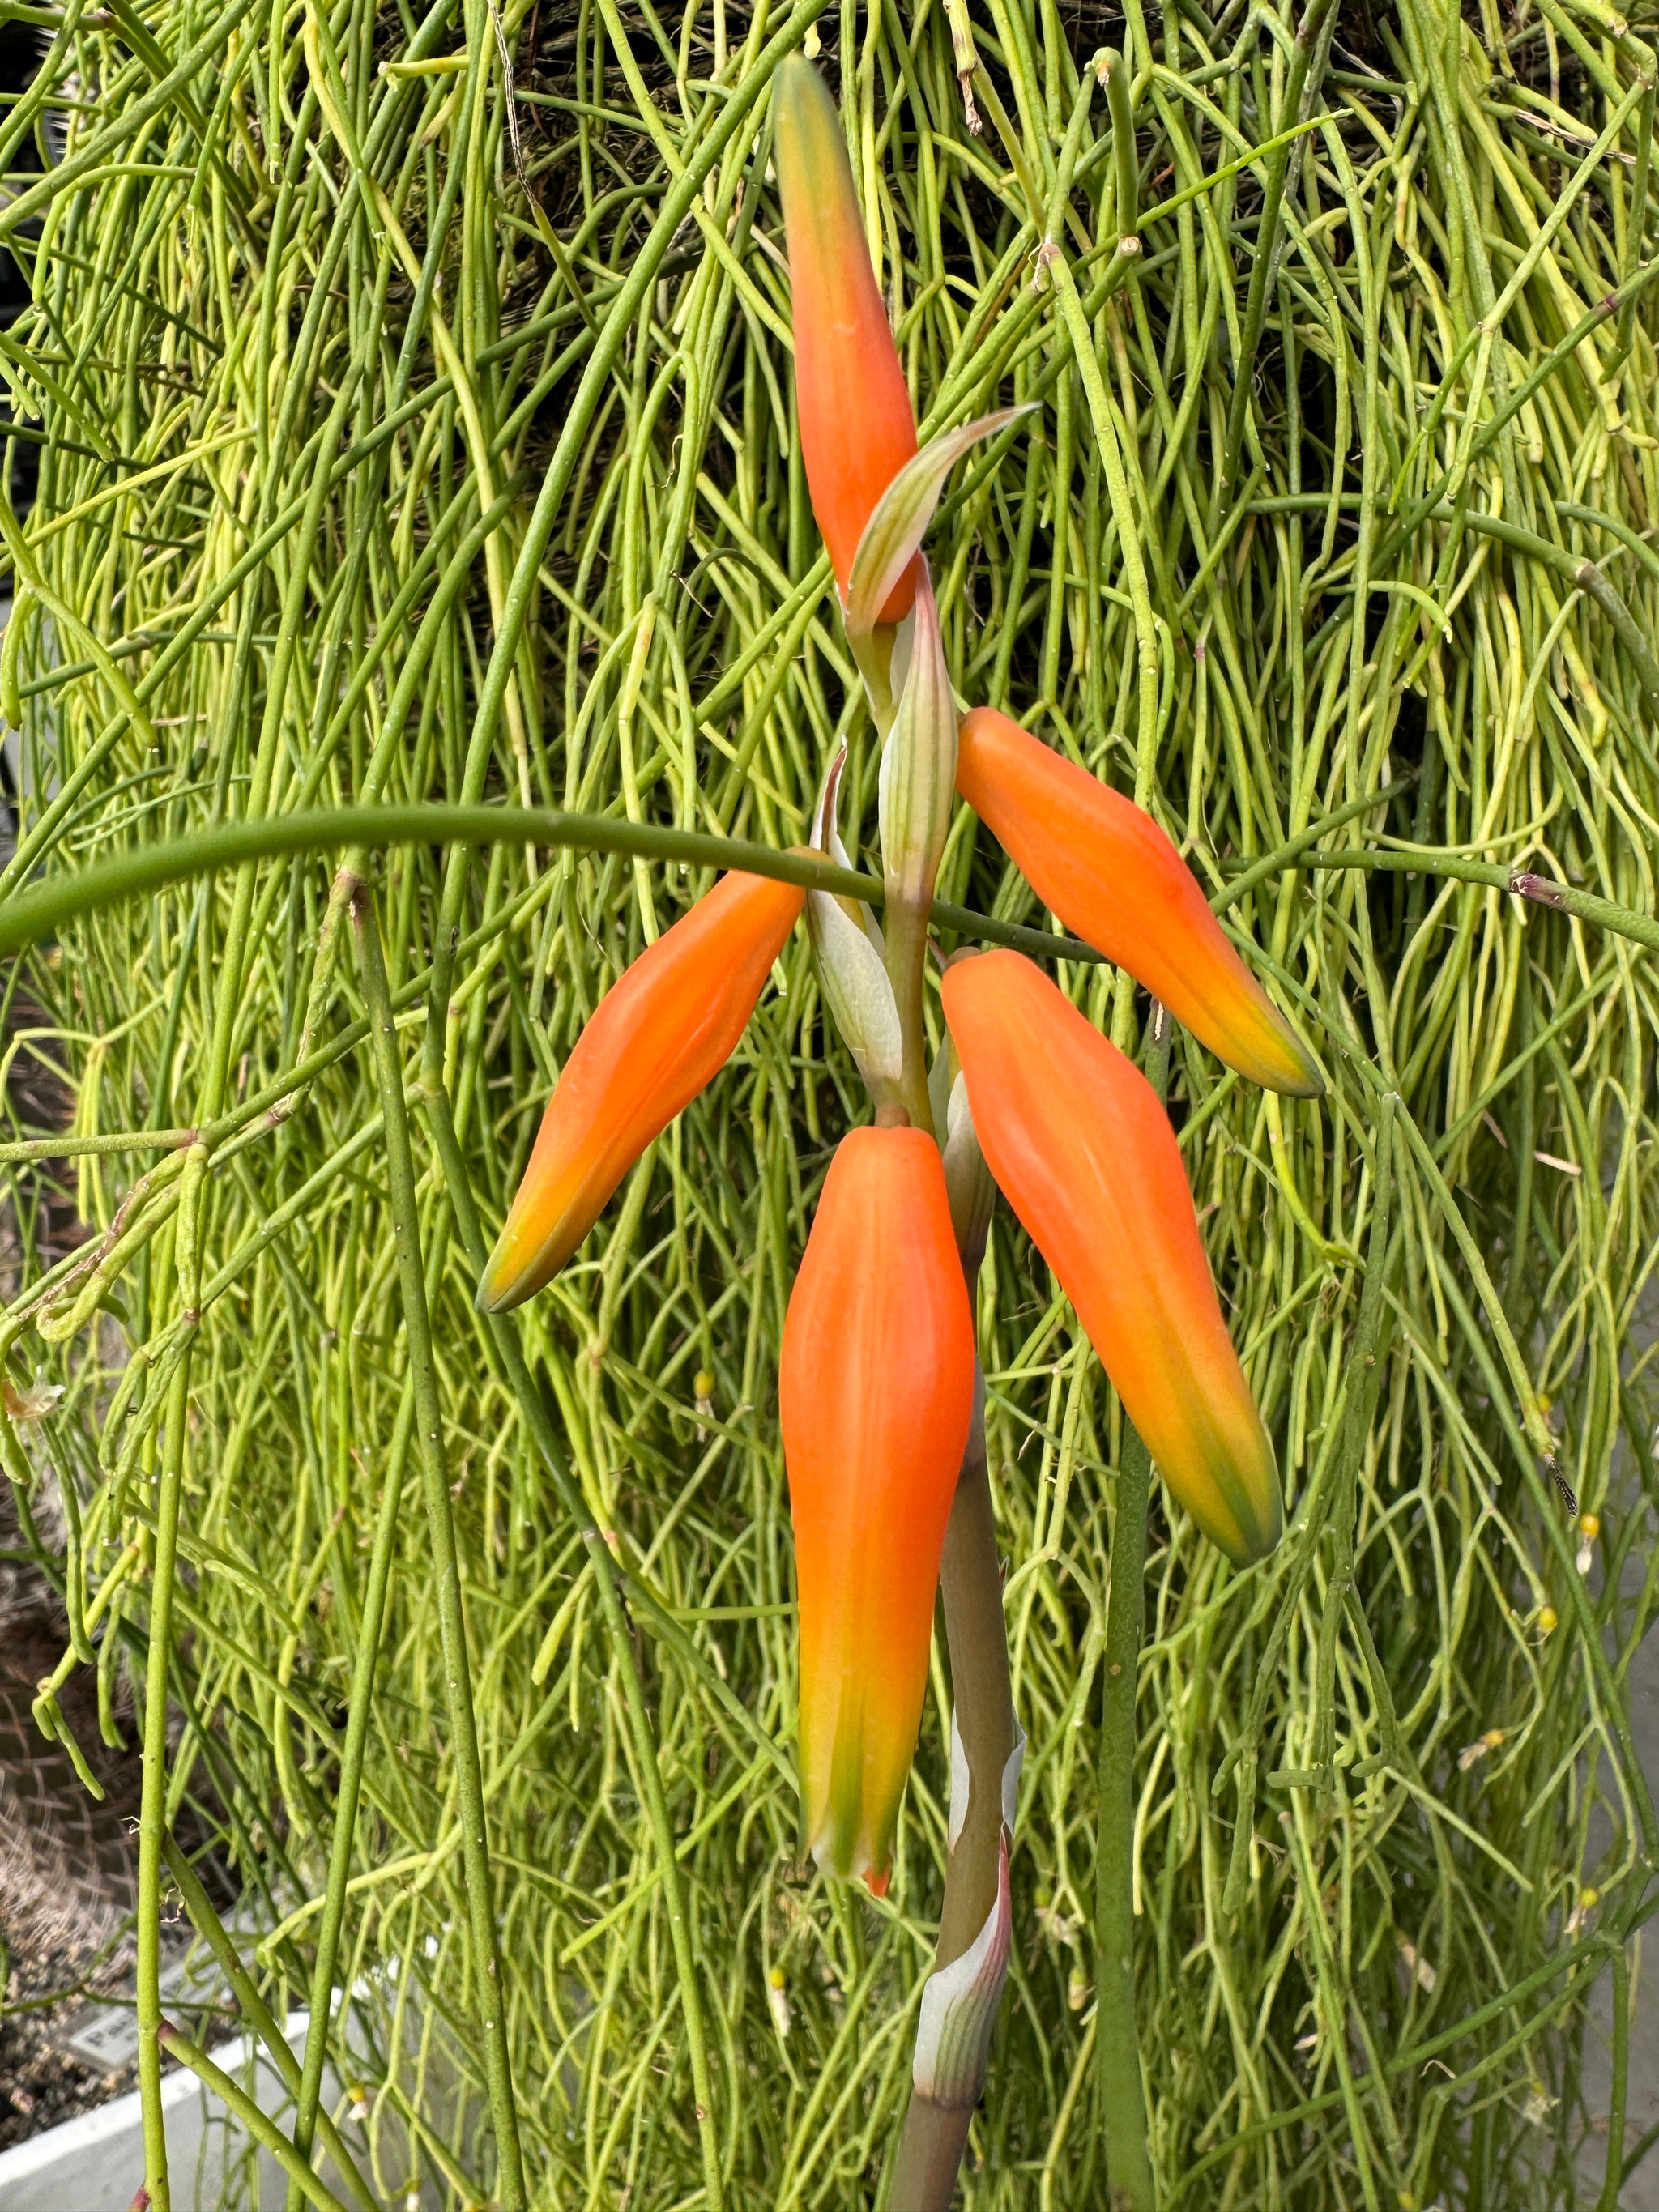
1092 1008 1172 2211
1092 1420 1156 2212
135 1349 194 2212
348 877 527 2212
0 804 1104 963
162 1837 379 2212
285 1378 416 2210
416 1064 730 2212
1598 1945 1631 2211
1218 0 1338 489
156 2023 356 2212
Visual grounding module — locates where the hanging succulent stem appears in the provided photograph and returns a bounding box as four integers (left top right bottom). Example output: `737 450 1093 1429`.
348 874 530 2212
1092 1415 1158 2212
1091 1007 1172 2212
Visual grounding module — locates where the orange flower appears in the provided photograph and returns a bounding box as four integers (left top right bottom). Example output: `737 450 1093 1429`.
779 1124 975 1888
941 951 1282 1565
478 872 803 1312
955 708 1321 1097
774 57 918 621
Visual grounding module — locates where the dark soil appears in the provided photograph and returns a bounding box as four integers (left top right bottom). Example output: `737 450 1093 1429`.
0 1938 135 2148
0 1485 147 2150
0 940 153 2149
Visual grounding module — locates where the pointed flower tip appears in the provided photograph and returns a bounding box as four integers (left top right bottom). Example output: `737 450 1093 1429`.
481 871 802 1306
941 950 1283 1565
956 708 1320 1099
474 1254 524 1317
1278 1035 1326 1100
774 56 916 604
783 1126 975 1893
1226 1483 1284 1568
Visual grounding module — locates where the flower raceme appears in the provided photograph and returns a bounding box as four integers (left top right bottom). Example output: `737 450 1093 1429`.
941 951 1282 1566
955 708 1322 1099
774 58 918 623
779 1124 975 1890
477 872 804 1314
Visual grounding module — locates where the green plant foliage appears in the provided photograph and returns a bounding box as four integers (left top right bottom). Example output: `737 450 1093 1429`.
1 0 1656 2206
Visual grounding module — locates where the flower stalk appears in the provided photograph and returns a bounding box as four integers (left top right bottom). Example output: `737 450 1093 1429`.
890 1375 1021 2210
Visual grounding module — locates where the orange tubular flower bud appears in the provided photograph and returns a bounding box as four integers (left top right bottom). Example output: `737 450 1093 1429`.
941 951 1282 1566
780 1125 975 1890
956 708 1322 1098
478 872 804 1314
774 57 918 620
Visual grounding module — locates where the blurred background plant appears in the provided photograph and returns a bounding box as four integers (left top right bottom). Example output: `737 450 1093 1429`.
0 0 1657 2204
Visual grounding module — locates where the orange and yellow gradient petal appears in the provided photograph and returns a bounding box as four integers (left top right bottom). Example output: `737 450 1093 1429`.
956 708 1321 1098
779 1125 975 1889
774 57 919 622
478 872 804 1313
941 952 1282 1566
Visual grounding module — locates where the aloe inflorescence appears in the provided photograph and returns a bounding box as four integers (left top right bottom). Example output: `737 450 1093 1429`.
2 4 1657 2210
471 68 1312 2191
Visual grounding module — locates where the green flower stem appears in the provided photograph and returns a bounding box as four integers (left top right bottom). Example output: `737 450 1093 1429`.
348 879 527 2212
889 2097 975 2212
934 1423 1017 2004
889 1394 1018 2208
885 901 940 1135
